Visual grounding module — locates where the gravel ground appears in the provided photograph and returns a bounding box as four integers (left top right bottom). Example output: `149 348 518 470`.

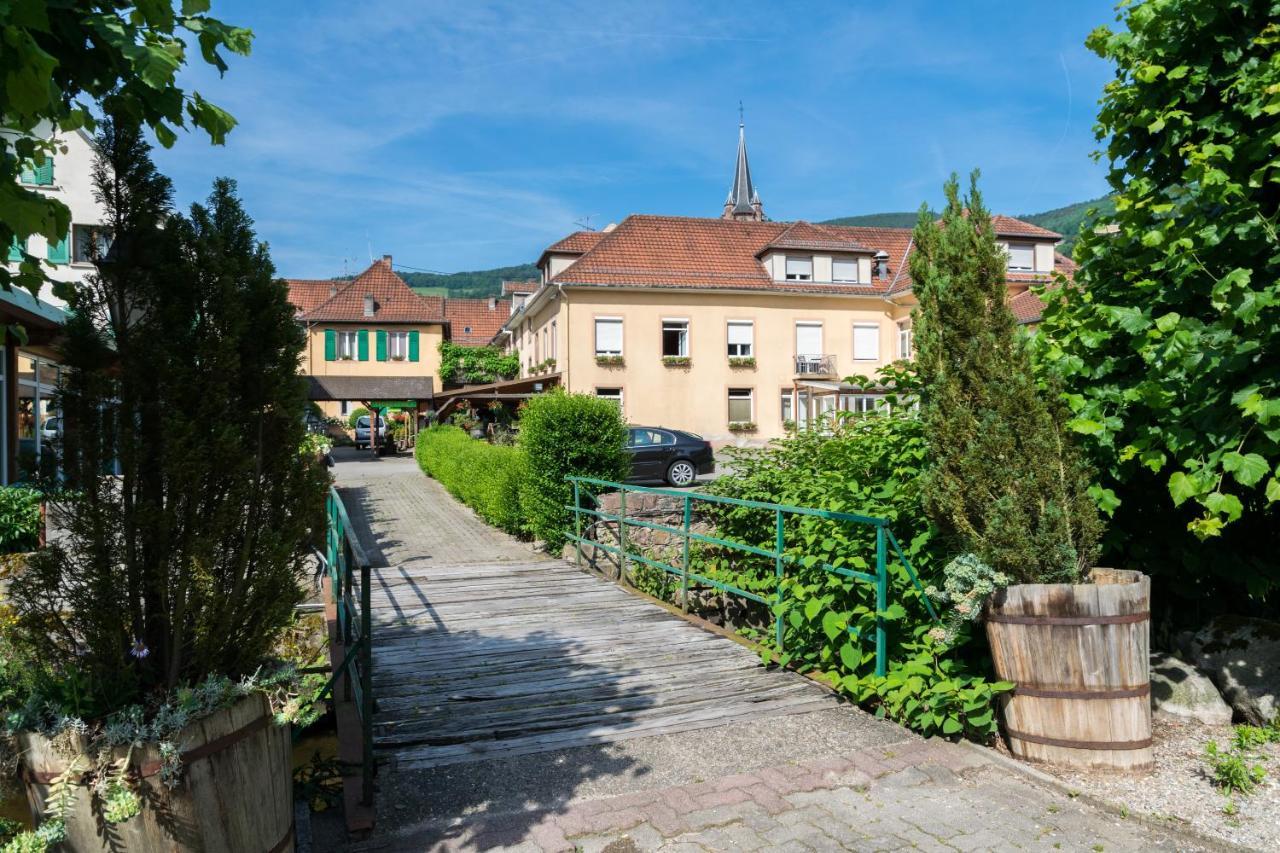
1041 719 1280 850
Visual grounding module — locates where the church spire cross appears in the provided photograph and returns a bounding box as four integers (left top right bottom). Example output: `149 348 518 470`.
722 110 764 221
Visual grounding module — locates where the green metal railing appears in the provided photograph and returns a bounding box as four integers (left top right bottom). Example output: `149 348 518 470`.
565 477 936 677
318 487 375 806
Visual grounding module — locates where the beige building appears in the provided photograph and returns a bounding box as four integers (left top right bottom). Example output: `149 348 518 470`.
497 123 1071 445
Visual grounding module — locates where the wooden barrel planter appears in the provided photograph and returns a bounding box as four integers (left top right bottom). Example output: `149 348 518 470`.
18 693 294 852
985 568 1153 772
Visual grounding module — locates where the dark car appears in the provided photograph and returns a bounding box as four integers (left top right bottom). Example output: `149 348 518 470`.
625 426 714 487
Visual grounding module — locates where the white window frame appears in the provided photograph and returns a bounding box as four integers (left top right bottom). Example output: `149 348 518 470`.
897 322 913 360
726 320 754 357
16 352 60 480
795 321 823 357
594 317 623 356
595 387 623 411
727 387 754 424
852 323 880 361
388 330 409 361
1006 242 1035 272
842 394 886 414
661 318 689 358
832 258 859 283
780 389 793 425
335 330 358 360
785 256 813 281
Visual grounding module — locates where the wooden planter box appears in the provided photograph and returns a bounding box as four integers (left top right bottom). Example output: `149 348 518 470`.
18 693 294 852
986 568 1153 772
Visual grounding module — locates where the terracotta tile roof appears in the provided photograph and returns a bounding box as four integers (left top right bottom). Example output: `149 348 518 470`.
443 296 512 345
1009 288 1046 324
501 280 539 295
761 221 875 254
295 259 446 324
546 230 606 254
284 279 341 316
992 214 1060 240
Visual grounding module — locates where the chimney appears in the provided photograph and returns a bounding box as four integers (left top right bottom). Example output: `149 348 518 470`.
874 251 889 279
363 294 376 317
381 254 393 268
488 296 497 310
329 284 338 298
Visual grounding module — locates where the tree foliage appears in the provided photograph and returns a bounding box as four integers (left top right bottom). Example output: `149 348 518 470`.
912 173 1101 585
1035 0 1280 605
0 0 251 300
438 340 519 386
6 123 326 713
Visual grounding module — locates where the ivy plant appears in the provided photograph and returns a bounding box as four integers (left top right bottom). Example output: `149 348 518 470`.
438 341 519 386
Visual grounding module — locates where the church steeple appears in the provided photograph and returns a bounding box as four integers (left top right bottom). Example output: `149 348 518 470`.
722 111 764 221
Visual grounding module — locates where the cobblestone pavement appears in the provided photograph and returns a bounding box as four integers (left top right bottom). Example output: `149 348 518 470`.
329 454 1216 853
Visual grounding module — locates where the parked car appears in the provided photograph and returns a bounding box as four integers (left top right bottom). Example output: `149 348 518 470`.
41 416 62 444
625 426 714 487
354 414 387 449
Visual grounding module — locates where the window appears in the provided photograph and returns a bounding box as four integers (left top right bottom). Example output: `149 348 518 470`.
780 389 793 424
596 387 623 409
795 322 823 356
629 428 675 447
897 321 913 359
46 234 69 265
595 318 623 356
340 400 350 416
550 319 557 359
388 331 409 360
18 157 53 186
662 319 688 357
727 388 754 423
337 331 358 360
785 256 813 281
72 225 112 265
841 394 886 414
832 259 859 283
853 323 879 361
1006 242 1035 272
16 352 60 480
727 321 753 357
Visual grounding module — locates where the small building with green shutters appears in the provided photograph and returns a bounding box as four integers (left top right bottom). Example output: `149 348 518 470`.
286 256 447 422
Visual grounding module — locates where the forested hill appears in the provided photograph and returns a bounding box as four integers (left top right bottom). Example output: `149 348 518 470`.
398 263 539 298
820 196 1114 257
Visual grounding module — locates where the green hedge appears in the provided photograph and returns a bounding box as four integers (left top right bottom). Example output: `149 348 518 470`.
517 390 629 549
0 486 42 553
415 426 528 535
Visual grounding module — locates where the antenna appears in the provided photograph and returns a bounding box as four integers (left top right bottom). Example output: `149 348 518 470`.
573 215 598 232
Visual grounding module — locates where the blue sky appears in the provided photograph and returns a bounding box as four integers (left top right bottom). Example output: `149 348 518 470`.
152 1 1121 279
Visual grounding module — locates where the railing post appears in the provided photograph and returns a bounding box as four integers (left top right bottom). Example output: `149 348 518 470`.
573 479 583 568
360 559 375 804
618 488 629 587
342 537 354 703
774 509 785 654
681 494 691 612
875 524 887 677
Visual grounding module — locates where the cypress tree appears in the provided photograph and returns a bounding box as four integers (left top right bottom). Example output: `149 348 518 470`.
910 172 1101 585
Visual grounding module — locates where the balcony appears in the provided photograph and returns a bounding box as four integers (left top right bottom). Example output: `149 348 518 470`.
794 354 837 377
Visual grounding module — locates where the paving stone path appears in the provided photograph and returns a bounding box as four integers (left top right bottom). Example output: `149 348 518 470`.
326 451 1216 853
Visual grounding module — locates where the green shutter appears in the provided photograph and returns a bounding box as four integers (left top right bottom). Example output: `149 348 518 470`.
46 234 69 265
7 237 24 262
30 159 53 186
376 329 388 362
324 329 337 361
357 329 369 361
408 330 420 362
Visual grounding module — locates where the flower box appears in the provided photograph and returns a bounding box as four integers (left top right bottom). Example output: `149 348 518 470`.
595 355 625 367
662 356 691 368
728 357 756 369
728 421 756 432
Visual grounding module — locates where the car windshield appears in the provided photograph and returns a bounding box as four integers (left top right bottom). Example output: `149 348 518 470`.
356 416 369 428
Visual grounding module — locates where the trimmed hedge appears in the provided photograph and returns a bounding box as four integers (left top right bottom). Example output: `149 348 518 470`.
415 426 528 535
517 390 629 549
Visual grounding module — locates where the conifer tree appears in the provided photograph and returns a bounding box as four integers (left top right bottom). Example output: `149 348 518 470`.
910 173 1101 584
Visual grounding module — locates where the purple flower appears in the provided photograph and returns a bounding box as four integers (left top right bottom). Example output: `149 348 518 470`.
130 639 150 660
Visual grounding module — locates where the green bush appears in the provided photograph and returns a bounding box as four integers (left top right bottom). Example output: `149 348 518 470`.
347 406 370 430
517 390 629 549
438 341 519 386
0 487 42 553
415 427 528 535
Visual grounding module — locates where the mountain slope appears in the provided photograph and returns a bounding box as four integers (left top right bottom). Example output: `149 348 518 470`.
819 211 929 228
399 263 539 299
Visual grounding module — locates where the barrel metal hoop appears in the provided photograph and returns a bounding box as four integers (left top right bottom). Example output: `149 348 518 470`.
987 612 1149 626
1005 727 1153 751
1012 683 1151 700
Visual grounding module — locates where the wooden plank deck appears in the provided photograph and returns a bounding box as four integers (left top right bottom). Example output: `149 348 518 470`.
367 556 835 771
334 465 835 775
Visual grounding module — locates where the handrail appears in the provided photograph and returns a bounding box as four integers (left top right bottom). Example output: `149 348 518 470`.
565 476 937 678
322 487 375 808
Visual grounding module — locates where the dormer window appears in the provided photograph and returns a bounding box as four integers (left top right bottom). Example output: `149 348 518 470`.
832 259 859 283
1005 242 1035 272
785 256 813 281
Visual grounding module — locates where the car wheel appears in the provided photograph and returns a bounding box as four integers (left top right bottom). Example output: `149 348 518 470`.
666 459 697 487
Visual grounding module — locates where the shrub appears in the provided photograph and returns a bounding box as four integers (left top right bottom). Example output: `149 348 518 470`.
910 174 1101 585
0 487 42 553
415 427 527 535
438 341 519 386
517 390 629 549
347 406 370 429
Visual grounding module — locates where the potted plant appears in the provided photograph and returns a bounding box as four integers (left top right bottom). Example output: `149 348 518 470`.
0 124 330 849
728 356 756 369
912 176 1150 772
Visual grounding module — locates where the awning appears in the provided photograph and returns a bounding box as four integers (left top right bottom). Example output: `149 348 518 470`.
306 376 434 402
